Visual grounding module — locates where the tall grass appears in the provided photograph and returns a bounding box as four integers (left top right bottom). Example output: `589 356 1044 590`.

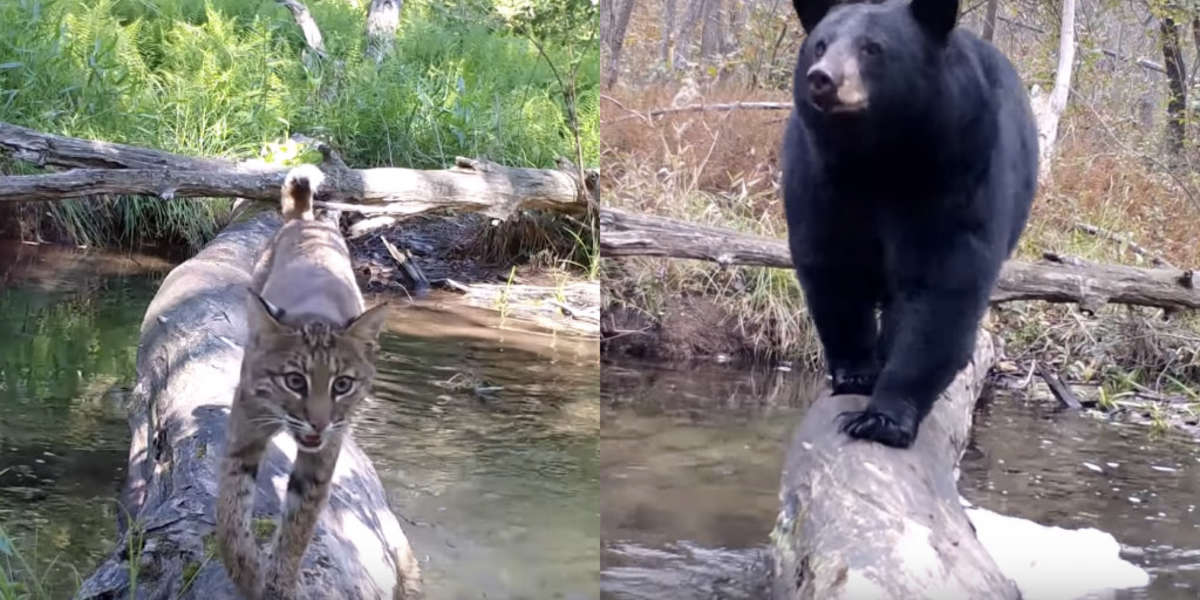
0 0 597 252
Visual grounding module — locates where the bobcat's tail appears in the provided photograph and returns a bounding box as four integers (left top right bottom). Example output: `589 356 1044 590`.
280 164 325 221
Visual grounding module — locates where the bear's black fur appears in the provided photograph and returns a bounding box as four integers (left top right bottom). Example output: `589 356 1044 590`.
781 0 1038 448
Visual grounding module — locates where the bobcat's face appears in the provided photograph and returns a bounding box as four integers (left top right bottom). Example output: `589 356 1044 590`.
242 292 389 453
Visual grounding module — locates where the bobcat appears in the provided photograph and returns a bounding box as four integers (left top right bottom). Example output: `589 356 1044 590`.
217 164 390 599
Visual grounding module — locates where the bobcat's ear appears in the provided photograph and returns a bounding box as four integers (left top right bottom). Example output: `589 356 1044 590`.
345 302 390 344
245 288 288 338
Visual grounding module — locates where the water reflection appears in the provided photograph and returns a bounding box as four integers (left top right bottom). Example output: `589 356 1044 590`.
358 299 600 599
600 360 1200 600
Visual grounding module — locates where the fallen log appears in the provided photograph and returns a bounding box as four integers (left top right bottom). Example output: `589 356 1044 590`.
0 121 245 171
770 331 1020 600
599 207 1200 311
74 209 422 600
440 279 601 336
0 122 589 220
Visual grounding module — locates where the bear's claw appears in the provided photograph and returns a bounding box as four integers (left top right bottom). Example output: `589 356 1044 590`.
837 406 918 449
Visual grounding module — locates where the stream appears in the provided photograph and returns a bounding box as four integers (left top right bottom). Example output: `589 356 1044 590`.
0 242 599 600
600 359 1200 600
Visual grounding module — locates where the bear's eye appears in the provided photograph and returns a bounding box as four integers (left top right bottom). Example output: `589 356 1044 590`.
813 40 826 59
283 372 307 394
862 41 883 57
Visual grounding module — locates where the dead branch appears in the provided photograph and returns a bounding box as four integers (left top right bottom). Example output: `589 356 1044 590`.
1035 363 1084 409
600 208 1200 311
1072 222 1176 268
603 101 793 124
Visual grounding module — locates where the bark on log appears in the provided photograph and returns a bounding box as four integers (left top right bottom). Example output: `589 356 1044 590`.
0 121 588 220
74 211 422 600
599 208 1200 310
771 332 1019 600
0 121 242 171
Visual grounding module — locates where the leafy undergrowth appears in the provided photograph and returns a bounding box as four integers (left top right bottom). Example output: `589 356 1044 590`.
600 82 1200 423
0 0 597 261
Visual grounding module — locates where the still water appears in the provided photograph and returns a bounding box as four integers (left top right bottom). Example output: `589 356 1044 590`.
0 242 599 600
600 360 1200 600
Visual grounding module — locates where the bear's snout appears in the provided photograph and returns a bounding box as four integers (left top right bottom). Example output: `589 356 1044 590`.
806 67 837 107
806 57 868 114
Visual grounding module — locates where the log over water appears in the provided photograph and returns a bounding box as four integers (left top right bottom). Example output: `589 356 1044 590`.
75 210 421 600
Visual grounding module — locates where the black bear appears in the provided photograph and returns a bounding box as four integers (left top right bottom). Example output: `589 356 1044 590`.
781 0 1038 448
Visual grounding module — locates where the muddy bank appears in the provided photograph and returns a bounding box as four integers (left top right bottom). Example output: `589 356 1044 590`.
348 212 600 337
601 291 1200 439
601 296 755 363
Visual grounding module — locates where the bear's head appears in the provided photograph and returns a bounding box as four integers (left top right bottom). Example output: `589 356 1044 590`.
792 0 959 126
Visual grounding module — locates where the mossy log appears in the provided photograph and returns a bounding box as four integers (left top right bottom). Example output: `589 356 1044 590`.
74 210 421 600
770 331 1019 600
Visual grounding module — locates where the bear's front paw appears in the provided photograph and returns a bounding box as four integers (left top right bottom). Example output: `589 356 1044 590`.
837 401 919 448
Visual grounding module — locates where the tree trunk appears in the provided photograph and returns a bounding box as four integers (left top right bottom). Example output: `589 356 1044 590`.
982 0 999 42
771 332 1020 600
661 0 677 71
74 210 421 600
276 0 327 58
365 0 402 64
699 0 723 61
1030 0 1077 178
1160 16 1187 155
598 207 1200 311
603 0 636 88
674 0 707 68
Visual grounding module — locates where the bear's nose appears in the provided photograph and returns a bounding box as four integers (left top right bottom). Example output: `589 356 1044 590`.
806 67 836 100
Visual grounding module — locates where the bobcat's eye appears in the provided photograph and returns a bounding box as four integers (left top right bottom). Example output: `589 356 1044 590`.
283 372 308 394
862 41 883 57
814 40 827 58
332 376 355 396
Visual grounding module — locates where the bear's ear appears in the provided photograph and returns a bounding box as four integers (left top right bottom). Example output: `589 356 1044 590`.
793 0 837 33
910 0 959 41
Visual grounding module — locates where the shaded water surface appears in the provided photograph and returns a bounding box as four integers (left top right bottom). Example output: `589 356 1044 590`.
0 243 599 600
600 360 1200 600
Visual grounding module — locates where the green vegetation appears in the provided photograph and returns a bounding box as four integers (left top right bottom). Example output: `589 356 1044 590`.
0 0 598 253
